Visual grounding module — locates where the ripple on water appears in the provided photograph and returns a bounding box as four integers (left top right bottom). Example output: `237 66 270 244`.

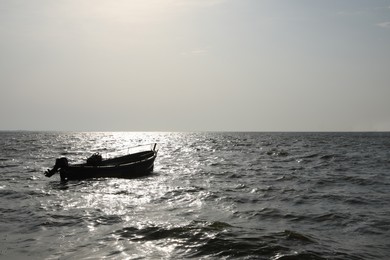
0 132 389 259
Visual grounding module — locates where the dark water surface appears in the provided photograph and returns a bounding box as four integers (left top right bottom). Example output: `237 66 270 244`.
0 132 389 259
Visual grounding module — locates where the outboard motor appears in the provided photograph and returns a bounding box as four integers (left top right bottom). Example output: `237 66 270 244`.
45 157 69 177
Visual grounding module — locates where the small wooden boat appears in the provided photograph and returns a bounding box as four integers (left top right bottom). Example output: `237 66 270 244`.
45 144 158 181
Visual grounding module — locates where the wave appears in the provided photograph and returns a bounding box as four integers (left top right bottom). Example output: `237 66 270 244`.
1 131 389 259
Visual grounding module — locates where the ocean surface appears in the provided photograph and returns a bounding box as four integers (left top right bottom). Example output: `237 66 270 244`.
0 131 389 259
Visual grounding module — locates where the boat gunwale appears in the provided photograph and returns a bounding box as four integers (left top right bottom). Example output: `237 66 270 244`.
69 150 157 169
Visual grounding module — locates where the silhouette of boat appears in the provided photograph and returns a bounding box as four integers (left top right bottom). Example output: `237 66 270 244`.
45 144 158 181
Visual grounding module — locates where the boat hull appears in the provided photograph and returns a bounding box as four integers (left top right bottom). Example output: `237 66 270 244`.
59 150 157 181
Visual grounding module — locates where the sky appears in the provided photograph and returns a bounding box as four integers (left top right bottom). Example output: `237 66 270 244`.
1 0 390 131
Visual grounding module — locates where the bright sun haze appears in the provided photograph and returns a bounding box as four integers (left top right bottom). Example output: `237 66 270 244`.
1 0 389 131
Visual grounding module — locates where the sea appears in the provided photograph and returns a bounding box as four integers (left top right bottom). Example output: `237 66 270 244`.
0 131 389 259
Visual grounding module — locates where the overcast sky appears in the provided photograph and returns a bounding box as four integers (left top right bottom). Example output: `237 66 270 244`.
1 0 389 131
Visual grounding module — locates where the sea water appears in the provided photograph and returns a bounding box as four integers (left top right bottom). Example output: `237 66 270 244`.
0 131 389 259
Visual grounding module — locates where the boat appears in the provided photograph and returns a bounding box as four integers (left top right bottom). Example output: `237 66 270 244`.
44 144 158 181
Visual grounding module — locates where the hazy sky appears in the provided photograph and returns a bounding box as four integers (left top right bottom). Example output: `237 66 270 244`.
1 0 389 131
